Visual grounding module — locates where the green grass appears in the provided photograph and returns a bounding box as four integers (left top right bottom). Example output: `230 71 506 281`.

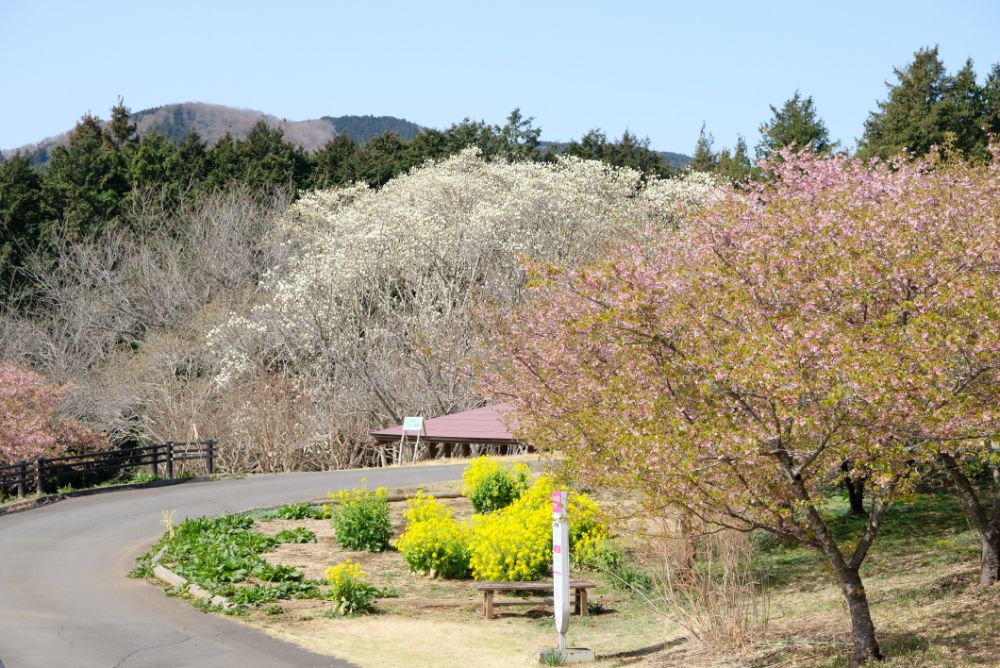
754 491 981 587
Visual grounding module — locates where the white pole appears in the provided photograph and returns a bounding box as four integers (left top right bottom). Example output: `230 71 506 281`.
551 490 570 651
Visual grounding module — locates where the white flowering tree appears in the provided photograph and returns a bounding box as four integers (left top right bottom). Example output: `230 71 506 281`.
210 149 720 461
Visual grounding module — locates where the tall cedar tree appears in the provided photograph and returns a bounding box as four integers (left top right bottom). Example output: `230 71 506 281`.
756 91 837 160
689 123 718 172
42 114 130 242
0 153 45 293
714 136 755 183
860 47 999 161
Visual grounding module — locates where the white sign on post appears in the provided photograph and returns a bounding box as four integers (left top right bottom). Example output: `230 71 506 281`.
399 417 425 464
402 416 424 432
551 490 570 651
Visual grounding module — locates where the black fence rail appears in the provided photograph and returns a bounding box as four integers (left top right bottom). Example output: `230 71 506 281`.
0 439 215 499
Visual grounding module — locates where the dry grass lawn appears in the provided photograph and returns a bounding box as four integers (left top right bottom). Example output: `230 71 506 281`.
164 478 997 668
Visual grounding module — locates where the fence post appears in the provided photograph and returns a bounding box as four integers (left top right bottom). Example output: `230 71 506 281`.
205 440 215 476
166 442 174 480
17 461 27 499
36 457 47 495
150 443 159 478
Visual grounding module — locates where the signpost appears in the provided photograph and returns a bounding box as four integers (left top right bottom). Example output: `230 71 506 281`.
402 416 424 432
399 416 425 463
552 490 570 650
535 490 593 664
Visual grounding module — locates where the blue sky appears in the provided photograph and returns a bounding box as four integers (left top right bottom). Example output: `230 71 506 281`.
2 0 998 153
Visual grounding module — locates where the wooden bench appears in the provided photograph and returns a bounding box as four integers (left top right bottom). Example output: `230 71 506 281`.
473 581 598 619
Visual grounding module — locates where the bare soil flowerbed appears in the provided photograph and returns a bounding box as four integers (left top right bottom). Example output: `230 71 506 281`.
136 478 999 668
239 482 666 667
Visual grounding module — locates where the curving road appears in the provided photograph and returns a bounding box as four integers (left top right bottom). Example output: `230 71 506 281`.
0 464 466 668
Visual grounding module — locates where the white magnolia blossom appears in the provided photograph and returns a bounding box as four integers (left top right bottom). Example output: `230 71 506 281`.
209 149 722 438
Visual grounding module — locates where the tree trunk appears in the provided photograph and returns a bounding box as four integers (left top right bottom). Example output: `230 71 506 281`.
939 452 1000 586
845 478 866 516
840 568 884 665
981 529 1000 586
841 461 866 515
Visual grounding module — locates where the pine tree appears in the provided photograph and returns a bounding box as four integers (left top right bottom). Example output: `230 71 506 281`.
498 108 541 162
42 114 130 241
350 131 406 187
313 134 358 188
983 63 1000 136
939 59 989 160
715 136 755 183
235 120 310 193
106 97 138 152
860 48 996 161
172 131 209 194
756 91 836 160
689 123 718 172
859 47 951 159
204 133 240 191
0 153 45 292
563 129 609 161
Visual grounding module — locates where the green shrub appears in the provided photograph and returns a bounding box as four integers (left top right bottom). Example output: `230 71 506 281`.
324 560 379 615
328 483 391 551
396 492 470 578
577 539 651 592
462 455 531 514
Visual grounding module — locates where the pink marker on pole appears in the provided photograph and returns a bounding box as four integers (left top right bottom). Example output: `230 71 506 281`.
551 490 570 650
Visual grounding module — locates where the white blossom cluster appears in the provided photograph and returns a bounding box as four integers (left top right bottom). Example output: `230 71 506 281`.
208 149 722 425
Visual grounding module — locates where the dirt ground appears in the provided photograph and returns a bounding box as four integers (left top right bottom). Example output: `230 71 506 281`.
243 483 670 667
192 479 999 668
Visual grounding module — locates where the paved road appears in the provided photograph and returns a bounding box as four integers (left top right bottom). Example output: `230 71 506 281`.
0 464 466 668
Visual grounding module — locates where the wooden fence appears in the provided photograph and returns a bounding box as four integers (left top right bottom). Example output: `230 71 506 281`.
0 440 215 499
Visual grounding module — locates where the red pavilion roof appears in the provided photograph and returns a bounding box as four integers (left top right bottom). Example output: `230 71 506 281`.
370 403 518 444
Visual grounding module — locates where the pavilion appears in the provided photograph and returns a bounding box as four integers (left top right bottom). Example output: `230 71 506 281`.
370 403 524 463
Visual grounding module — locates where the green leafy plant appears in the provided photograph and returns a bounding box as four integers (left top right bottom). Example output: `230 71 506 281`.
129 561 154 579
272 502 324 520
539 649 566 666
324 559 379 615
396 491 470 578
577 539 652 592
128 471 159 485
327 483 391 552
462 456 531 514
274 527 317 544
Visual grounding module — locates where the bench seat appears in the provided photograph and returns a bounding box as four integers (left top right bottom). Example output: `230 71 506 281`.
473 580 598 619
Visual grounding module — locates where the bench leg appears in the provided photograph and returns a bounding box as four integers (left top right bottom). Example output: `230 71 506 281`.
483 590 495 619
575 588 588 616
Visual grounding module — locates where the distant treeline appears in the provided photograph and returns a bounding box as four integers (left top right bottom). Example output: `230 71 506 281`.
2 46 999 301
0 105 680 299
690 47 1000 182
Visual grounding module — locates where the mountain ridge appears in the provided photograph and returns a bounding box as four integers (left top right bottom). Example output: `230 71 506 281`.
4 102 690 168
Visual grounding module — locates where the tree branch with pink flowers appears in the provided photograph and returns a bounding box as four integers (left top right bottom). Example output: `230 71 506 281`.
482 147 1000 664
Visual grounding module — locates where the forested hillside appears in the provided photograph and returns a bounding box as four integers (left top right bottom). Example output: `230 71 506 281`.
7 103 423 166
0 46 998 472
323 115 424 143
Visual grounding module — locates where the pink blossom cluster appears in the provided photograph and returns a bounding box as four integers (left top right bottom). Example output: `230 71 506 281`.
484 146 1000 539
0 362 106 464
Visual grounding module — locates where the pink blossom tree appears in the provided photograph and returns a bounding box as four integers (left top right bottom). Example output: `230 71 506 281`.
483 149 1000 664
0 362 105 465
